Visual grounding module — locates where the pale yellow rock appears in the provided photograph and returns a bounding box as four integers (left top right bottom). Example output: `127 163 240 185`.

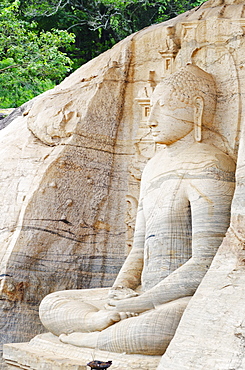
2 0 245 368
0 38 134 349
3 332 161 370
37 64 235 358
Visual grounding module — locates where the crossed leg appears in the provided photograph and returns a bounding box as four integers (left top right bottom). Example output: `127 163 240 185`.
39 288 122 336
60 296 191 356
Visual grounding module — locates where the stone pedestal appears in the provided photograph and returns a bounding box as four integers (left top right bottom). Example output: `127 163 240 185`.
3 333 161 370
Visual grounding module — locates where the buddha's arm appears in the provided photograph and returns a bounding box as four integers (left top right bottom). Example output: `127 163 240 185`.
109 176 235 313
111 200 145 291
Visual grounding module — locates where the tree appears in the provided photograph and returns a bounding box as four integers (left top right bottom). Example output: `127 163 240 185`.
19 0 206 69
0 0 75 108
1 0 207 108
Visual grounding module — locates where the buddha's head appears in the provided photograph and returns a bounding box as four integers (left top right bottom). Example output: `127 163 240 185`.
148 64 216 144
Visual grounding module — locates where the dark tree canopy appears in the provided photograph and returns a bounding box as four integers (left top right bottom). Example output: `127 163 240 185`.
19 0 205 68
0 0 206 108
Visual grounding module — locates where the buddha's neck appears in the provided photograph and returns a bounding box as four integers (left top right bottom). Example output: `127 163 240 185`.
165 130 196 157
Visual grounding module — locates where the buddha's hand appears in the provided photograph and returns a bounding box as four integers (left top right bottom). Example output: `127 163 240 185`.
108 286 139 300
106 295 154 314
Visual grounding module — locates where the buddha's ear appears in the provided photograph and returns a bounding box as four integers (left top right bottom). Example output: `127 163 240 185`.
193 96 204 142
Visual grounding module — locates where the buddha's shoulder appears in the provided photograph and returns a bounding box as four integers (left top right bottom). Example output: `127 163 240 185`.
186 143 236 173
142 143 235 181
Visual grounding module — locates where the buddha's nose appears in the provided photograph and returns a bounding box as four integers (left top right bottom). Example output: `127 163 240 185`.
147 106 158 127
148 111 158 128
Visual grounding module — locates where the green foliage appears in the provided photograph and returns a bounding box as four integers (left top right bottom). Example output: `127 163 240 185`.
0 0 75 108
0 0 207 108
19 0 206 69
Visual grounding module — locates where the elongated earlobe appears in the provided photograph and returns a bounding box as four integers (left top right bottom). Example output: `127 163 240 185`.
194 96 204 142
194 114 202 142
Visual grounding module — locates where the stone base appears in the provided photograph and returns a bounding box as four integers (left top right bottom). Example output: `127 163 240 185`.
3 333 161 370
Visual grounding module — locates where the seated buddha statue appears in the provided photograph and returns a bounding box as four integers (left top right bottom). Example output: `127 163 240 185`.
39 64 235 356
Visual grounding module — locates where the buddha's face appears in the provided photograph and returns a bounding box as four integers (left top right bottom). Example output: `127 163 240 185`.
148 84 194 145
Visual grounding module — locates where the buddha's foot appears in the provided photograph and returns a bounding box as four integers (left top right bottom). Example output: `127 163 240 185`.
86 309 137 332
87 310 121 331
60 332 100 348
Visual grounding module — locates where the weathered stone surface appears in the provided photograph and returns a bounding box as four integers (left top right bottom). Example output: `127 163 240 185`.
3 333 161 369
0 38 134 352
36 64 235 359
0 12 195 354
2 0 245 368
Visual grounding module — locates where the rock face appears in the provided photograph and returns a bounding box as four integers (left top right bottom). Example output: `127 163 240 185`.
158 98 245 368
0 39 134 349
2 0 245 368
34 64 236 359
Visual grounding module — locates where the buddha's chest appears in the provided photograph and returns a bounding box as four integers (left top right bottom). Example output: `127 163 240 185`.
142 175 190 234
141 176 192 289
